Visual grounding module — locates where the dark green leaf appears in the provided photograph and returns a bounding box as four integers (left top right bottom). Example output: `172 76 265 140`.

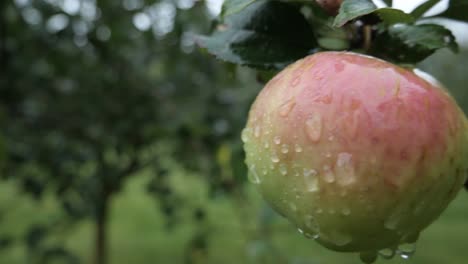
197 1 317 70
222 0 258 17
371 23 458 64
411 0 440 18
374 8 415 25
383 0 393 6
438 0 468 22
333 0 377 27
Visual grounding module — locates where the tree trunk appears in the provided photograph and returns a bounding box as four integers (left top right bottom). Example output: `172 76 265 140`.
95 194 109 264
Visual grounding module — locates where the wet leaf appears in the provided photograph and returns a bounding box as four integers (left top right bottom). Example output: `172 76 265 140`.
333 0 378 27
438 0 468 22
411 0 440 18
197 0 317 70
374 8 415 25
222 0 258 17
371 23 458 64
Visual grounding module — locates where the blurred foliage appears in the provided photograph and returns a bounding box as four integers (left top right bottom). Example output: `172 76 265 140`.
0 0 260 263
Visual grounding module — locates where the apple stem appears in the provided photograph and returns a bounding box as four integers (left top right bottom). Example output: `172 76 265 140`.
363 25 372 52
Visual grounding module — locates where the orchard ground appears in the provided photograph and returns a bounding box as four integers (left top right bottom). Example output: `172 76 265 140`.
0 165 466 264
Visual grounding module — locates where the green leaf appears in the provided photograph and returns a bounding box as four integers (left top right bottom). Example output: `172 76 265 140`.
371 23 458 64
374 8 415 25
411 0 440 18
438 0 468 22
333 0 378 27
222 0 257 17
197 1 317 70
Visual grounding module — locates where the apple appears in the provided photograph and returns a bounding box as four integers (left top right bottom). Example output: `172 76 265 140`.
242 52 468 260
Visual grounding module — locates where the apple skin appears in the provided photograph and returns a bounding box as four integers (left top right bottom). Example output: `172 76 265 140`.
242 52 468 253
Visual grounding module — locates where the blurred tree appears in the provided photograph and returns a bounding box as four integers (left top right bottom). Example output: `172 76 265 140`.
0 1 257 263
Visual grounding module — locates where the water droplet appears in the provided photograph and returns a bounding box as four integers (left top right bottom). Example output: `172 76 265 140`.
279 98 296 117
241 128 250 143
328 208 336 214
328 135 334 141
398 243 416 260
303 169 319 192
378 248 395 259
305 113 322 142
262 169 268 176
248 165 260 184
303 168 316 177
274 136 281 145
316 208 323 214
360 251 377 264
341 208 351 216
281 144 289 154
271 152 280 163
329 231 352 246
294 144 303 153
335 152 356 186
304 215 320 239
254 125 261 138
280 164 288 175
323 165 335 183
297 228 304 235
264 142 270 149
303 232 319 240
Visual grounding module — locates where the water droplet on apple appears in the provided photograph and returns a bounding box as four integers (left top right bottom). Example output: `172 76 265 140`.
304 169 319 192
329 231 352 246
341 207 351 216
397 243 416 260
281 144 289 154
305 113 322 142
378 248 395 259
241 128 250 143
254 125 261 138
294 144 303 153
274 136 281 145
248 164 260 184
335 152 356 186
279 98 296 117
280 164 288 175
323 165 335 183
271 152 280 163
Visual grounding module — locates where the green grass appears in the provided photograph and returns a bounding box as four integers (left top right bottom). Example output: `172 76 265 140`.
1 170 467 264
